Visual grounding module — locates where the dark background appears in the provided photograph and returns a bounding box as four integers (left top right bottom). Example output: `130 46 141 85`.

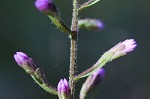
0 0 150 99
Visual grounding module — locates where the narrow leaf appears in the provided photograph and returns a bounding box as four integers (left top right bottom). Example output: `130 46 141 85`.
79 0 100 11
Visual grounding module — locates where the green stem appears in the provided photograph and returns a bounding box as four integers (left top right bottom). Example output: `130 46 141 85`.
69 36 77 99
31 68 57 95
69 0 79 98
48 16 72 34
75 51 114 81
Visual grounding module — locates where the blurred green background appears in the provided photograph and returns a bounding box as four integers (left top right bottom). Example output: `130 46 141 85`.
0 0 150 99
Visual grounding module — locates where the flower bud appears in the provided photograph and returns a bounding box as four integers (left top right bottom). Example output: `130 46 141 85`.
57 78 70 99
109 39 137 59
35 0 58 16
78 18 105 31
80 68 105 99
14 52 29 65
14 52 37 74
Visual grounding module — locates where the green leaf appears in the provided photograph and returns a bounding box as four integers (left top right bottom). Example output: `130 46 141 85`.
79 0 100 11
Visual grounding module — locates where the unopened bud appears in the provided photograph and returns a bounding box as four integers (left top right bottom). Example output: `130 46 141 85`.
80 68 105 99
14 52 37 74
35 0 58 16
78 18 105 31
57 78 70 99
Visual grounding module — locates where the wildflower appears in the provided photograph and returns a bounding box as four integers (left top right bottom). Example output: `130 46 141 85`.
57 78 70 99
14 52 29 66
80 68 105 99
109 39 137 59
35 0 57 16
78 18 105 31
14 52 36 73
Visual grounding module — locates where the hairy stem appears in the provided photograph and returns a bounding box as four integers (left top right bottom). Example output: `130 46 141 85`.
69 37 77 99
69 0 79 98
31 68 57 95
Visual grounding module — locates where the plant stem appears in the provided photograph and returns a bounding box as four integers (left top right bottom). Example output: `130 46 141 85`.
31 68 57 95
69 37 77 99
69 0 78 98
48 16 72 34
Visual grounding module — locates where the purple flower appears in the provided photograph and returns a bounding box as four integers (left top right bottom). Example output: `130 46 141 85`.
57 78 69 94
14 52 29 66
96 20 105 30
57 78 70 99
35 0 57 16
78 18 105 31
80 68 105 99
86 68 105 88
92 68 105 84
109 39 137 59
14 52 37 73
122 39 137 52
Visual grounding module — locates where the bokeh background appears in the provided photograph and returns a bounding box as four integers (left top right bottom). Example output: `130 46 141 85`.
0 0 150 99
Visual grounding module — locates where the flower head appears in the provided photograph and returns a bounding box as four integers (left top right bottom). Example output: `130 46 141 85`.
122 39 137 52
85 68 105 89
95 19 105 30
109 39 137 59
14 52 30 66
92 68 105 84
57 78 70 98
57 78 69 93
35 0 57 16
78 18 105 31
14 52 37 73
80 68 105 99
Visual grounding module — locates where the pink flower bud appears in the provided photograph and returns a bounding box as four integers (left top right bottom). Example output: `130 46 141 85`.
14 52 29 66
80 68 105 99
109 39 137 59
57 78 69 94
35 0 57 16
122 39 137 53
78 18 105 31
14 52 37 73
